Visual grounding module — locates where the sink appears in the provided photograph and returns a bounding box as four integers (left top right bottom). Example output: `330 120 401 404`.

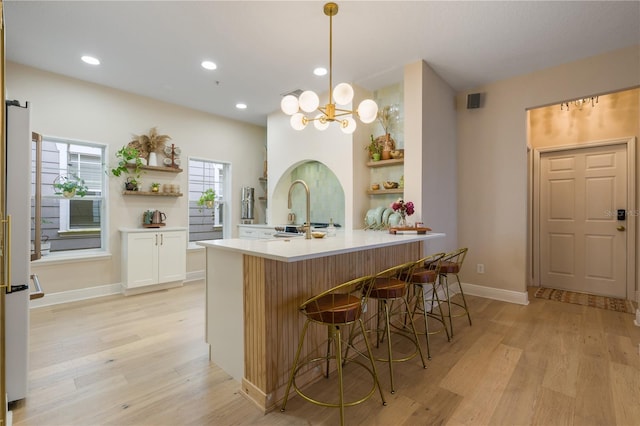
273 232 305 238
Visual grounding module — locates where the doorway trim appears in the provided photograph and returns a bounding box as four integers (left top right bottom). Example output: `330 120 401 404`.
532 137 637 301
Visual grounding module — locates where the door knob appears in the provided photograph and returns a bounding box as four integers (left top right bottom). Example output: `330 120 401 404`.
617 225 626 231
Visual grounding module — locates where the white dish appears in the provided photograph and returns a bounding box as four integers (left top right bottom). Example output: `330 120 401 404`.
163 157 172 165
373 206 385 225
382 208 393 224
174 158 181 166
365 209 377 226
388 212 402 227
163 146 181 156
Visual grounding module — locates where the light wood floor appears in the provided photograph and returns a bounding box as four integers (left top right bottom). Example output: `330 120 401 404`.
10 281 640 426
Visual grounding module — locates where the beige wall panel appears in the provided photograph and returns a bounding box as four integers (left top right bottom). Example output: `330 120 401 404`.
7 62 265 294
457 45 640 293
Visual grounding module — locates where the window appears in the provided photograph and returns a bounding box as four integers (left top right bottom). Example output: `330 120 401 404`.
188 158 229 242
32 137 106 255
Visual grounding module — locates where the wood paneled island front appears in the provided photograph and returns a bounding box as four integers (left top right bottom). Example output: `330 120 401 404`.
198 230 445 412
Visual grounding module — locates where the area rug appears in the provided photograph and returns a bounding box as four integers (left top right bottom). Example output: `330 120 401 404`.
534 287 636 314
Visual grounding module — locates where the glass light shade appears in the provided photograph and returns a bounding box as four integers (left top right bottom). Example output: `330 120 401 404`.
298 91 320 113
333 83 354 106
357 99 378 123
290 113 307 130
341 117 356 134
281 95 299 115
313 114 330 130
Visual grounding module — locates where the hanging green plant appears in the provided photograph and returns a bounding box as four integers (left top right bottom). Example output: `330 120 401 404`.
53 174 89 198
197 188 216 209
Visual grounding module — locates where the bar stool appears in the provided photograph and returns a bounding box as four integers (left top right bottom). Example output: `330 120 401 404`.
437 248 471 337
280 275 386 426
362 261 428 394
405 252 449 360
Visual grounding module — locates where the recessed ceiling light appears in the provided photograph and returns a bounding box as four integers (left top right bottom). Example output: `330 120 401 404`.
81 55 100 65
313 67 327 76
236 103 247 110
201 60 217 70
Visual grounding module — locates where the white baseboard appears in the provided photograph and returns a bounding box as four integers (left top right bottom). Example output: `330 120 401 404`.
30 282 123 308
459 282 530 305
185 270 205 283
29 272 206 309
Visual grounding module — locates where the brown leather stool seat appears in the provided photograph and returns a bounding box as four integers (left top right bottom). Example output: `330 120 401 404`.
305 293 362 324
369 277 407 299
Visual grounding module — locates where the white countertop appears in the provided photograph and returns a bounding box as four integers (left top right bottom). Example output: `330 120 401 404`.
197 230 445 262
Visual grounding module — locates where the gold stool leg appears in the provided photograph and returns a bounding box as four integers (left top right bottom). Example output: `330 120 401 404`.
442 273 454 337
454 273 472 326
431 280 451 341
281 320 310 412
382 301 396 394
416 284 432 360
401 296 428 369
358 318 387 406
332 325 345 426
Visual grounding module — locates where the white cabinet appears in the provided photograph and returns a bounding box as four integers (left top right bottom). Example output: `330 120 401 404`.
238 224 276 240
121 228 187 289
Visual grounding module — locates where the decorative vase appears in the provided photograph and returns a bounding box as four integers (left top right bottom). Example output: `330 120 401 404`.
148 152 158 166
372 153 381 161
381 150 392 160
383 133 395 151
399 211 407 227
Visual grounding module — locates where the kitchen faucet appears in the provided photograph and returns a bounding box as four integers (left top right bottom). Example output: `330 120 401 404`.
288 179 311 239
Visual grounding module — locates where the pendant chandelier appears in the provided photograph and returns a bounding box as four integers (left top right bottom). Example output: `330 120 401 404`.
280 2 378 134
560 96 599 111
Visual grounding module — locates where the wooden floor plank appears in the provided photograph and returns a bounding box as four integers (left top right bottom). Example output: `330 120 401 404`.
9 282 640 426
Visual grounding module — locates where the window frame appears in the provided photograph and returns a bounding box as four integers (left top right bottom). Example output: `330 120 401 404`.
187 156 231 242
34 135 108 256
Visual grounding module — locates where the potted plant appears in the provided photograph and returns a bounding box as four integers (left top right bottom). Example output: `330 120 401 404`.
150 182 160 193
366 135 382 161
53 174 89 198
197 188 216 209
111 145 143 178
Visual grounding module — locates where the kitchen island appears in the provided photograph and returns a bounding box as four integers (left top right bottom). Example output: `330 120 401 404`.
198 229 445 412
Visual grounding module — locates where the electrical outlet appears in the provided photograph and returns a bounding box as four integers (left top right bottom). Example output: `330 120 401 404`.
477 263 485 274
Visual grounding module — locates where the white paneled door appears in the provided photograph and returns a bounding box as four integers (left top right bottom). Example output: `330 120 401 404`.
540 143 627 298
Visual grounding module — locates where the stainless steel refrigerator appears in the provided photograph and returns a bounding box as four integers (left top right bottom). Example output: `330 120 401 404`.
4 100 41 403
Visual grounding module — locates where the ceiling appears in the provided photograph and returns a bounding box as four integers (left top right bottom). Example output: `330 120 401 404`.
5 1 640 127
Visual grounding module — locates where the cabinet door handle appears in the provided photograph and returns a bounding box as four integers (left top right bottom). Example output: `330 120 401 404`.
160 234 164 245
155 234 158 246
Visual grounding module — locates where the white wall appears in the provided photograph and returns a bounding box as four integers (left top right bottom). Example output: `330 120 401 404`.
7 62 266 295
456 45 640 294
405 60 458 254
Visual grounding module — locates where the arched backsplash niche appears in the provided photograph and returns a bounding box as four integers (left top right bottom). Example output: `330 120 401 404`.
272 161 345 227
